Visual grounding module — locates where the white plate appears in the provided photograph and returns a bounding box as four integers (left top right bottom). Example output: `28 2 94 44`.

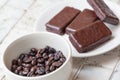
35 0 120 57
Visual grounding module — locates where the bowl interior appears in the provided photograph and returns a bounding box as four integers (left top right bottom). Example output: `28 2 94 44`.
3 32 71 71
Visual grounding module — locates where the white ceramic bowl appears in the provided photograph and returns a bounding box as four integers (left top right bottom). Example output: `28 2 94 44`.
2 32 72 80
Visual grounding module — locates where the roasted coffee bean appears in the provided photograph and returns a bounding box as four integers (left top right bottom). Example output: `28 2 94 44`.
45 56 54 66
60 57 66 63
52 62 63 68
17 66 23 71
36 53 42 58
45 71 50 74
46 60 54 66
25 54 29 57
37 70 44 75
50 66 56 71
11 46 66 77
45 60 52 66
44 46 50 53
49 47 56 53
23 67 30 72
48 54 54 58
36 67 45 75
19 53 25 60
29 52 36 56
14 70 19 74
48 56 54 61
12 59 17 65
31 59 37 65
11 65 17 71
22 70 29 76
25 64 32 68
37 63 44 67
45 66 50 72
56 51 64 58
17 59 22 66
37 58 44 63
40 48 46 54
24 57 32 63
54 54 60 61
27 72 34 77
37 49 41 54
30 66 37 73
22 63 32 68
23 54 29 62
39 67 45 74
31 56 35 59
42 53 49 60
30 48 37 53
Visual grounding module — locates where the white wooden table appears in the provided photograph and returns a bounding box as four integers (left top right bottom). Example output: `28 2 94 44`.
0 0 120 80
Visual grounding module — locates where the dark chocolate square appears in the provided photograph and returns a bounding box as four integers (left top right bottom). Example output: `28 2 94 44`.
46 7 80 35
66 9 98 34
69 20 112 52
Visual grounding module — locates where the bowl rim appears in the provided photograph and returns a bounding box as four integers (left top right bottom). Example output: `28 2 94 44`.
2 32 72 79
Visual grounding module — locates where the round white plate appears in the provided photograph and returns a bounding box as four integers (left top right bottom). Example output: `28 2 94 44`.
35 0 120 57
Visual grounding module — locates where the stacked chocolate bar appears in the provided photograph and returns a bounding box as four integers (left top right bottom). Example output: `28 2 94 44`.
46 0 119 53
46 7 80 35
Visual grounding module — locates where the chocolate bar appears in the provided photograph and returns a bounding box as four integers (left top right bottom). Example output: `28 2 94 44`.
46 7 80 35
66 9 98 34
69 20 112 53
87 0 119 25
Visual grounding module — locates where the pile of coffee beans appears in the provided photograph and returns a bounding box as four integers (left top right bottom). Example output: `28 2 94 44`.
11 46 66 77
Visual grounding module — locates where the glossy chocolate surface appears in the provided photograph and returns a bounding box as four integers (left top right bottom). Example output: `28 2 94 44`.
66 9 98 34
87 0 119 25
46 7 80 35
69 20 112 53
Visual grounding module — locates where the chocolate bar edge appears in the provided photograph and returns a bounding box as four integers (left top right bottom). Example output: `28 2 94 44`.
87 0 119 25
69 33 111 53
